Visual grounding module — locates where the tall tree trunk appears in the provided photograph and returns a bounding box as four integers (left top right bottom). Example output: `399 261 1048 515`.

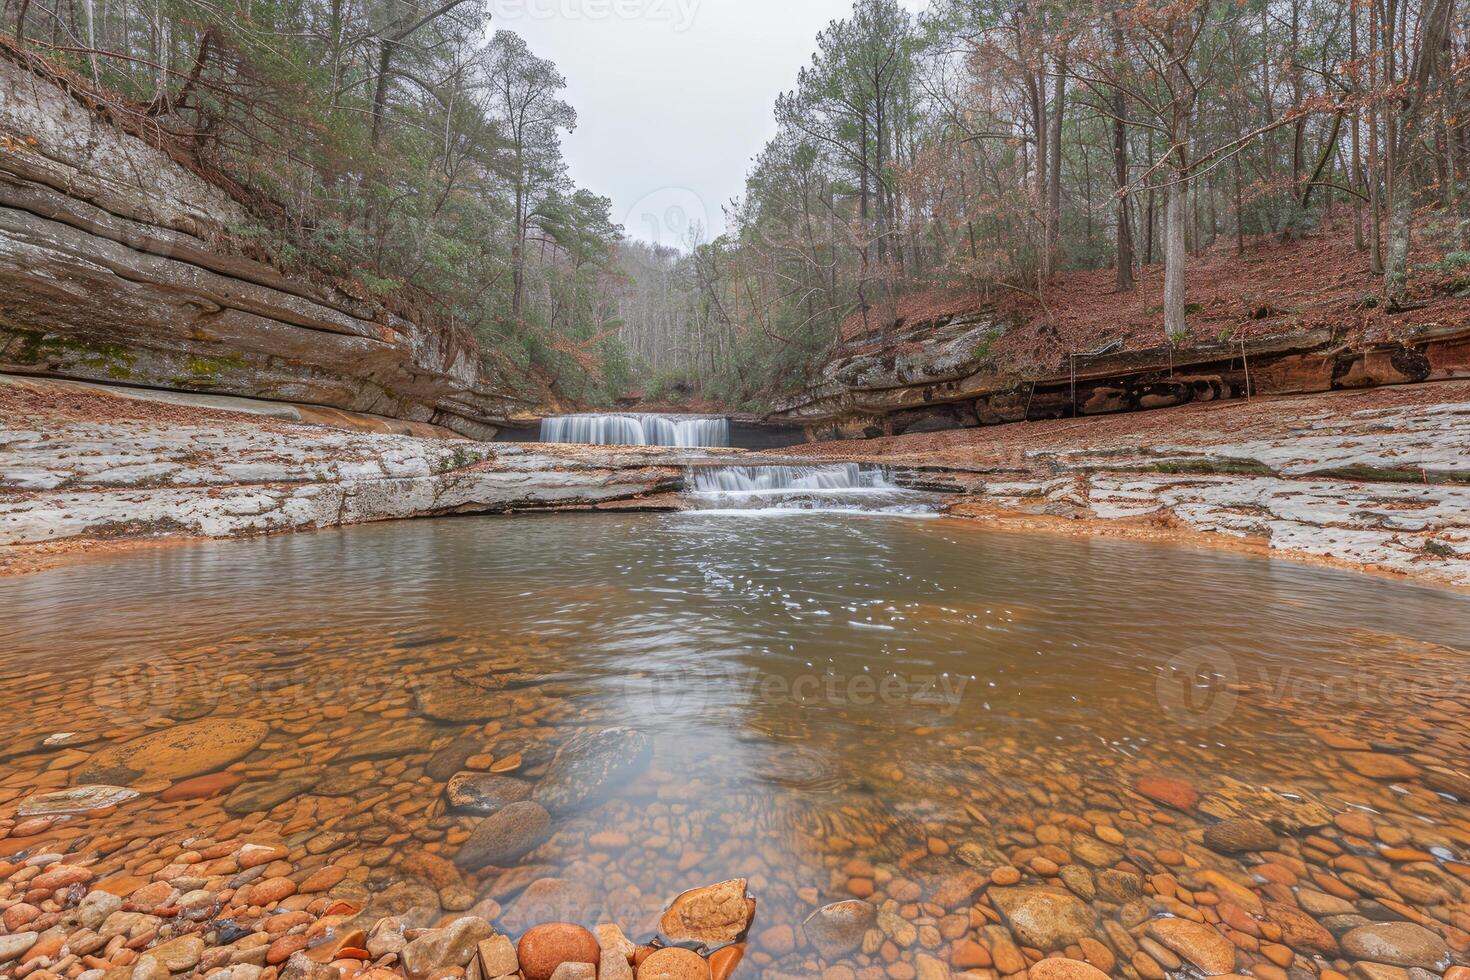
1047 50 1066 279
1112 12 1135 290
1383 0 1453 307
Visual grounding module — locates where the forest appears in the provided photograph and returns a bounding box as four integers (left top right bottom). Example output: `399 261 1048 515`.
4 0 1464 409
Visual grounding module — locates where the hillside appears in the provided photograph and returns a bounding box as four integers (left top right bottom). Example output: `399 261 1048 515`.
772 227 1470 439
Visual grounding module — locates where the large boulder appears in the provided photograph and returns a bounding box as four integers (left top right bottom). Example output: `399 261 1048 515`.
532 728 651 815
78 719 267 784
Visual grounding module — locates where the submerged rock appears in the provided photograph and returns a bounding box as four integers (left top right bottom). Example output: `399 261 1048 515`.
455 801 552 870
1341 922 1450 970
446 772 531 814
532 727 651 815
1203 816 1278 853
427 734 486 781
1146 917 1239 974
987 886 1097 952
223 775 316 816
77 718 268 784
802 900 876 959
17 784 139 816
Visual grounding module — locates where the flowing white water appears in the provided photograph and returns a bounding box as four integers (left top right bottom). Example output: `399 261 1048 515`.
540 414 731 448
684 463 938 515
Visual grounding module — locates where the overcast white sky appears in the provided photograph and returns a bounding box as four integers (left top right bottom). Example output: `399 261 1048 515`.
493 0 929 248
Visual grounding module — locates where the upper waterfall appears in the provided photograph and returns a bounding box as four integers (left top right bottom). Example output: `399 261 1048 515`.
539 414 731 448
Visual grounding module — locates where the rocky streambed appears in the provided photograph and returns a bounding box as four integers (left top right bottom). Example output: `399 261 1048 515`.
3 508 1470 980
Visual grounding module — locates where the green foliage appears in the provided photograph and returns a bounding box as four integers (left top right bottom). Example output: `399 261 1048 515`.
30 0 624 404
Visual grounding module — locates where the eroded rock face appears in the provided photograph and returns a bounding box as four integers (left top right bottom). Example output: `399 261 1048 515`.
0 56 529 438
659 879 753 945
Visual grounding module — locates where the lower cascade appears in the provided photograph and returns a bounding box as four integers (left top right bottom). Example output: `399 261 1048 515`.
540 413 730 448
683 463 937 514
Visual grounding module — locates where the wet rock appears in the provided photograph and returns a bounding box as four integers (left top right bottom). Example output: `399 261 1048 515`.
802 900 876 959
638 947 711 980
516 923 600 980
594 924 635 980
454 801 552 870
314 766 379 797
278 951 341 980
1028 960 1111 980
400 916 495 980
1133 775 1199 811
706 943 743 980
1341 922 1451 970
532 727 651 815
0 932 38 963
223 776 316 816
1265 902 1339 955
478 934 519 977
446 772 531 814
16 784 139 816
160 771 242 801
77 718 268 783
414 678 511 724
660 878 753 945
77 891 123 930
149 935 205 972
338 723 438 763
1204 817 1278 853
1198 777 1333 831
987 887 1097 952
428 734 485 781
1422 767 1470 799
1146 918 1238 975
1096 869 1142 902
1342 753 1420 780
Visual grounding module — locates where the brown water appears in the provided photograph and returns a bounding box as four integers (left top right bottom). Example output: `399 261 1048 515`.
4 514 1470 975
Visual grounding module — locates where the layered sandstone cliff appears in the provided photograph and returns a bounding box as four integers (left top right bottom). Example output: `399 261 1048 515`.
0 52 531 439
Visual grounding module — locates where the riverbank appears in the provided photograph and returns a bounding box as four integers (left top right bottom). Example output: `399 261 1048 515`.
0 377 712 576
5 375 1467 589
793 382 1470 590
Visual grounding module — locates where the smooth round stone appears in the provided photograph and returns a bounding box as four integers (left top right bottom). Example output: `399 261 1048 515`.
1341 922 1451 970
223 775 316 816
1203 817 1278 854
160 771 242 802
803 901 876 959
516 923 600 980
638 947 711 980
78 718 268 784
1028 960 1111 980
454 801 551 870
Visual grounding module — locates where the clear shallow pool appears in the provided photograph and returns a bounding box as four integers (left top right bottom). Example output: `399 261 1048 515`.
4 514 1470 975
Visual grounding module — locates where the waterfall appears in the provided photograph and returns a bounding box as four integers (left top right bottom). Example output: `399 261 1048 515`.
539 414 731 448
684 463 937 515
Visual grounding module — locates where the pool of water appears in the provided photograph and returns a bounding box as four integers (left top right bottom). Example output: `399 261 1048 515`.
4 514 1470 974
